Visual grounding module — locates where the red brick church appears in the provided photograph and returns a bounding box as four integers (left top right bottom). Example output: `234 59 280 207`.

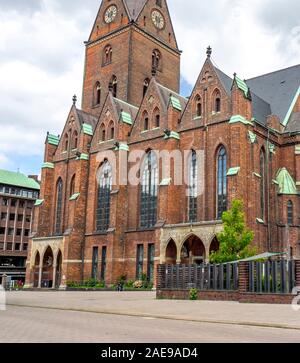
25 0 300 289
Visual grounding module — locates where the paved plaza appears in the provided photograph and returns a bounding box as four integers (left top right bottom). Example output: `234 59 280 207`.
1 291 300 343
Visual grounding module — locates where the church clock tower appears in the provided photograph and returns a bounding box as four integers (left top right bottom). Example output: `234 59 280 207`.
82 0 181 116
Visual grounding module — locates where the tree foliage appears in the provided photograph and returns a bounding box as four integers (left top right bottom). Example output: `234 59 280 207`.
210 199 256 263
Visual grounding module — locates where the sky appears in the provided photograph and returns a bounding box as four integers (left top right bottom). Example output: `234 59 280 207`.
0 0 299 176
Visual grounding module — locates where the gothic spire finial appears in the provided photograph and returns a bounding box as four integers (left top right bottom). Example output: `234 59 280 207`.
206 46 212 58
72 95 77 106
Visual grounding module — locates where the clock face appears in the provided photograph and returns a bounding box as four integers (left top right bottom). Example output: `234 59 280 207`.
151 10 165 30
104 5 117 24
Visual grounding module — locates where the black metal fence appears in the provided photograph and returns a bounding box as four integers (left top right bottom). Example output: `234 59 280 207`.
162 263 239 291
249 260 296 294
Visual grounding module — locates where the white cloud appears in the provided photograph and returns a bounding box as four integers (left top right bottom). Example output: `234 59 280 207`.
0 0 299 173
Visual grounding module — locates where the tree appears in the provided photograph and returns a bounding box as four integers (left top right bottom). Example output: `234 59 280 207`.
210 199 256 264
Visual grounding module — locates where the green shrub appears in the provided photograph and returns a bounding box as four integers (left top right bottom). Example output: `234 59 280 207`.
189 288 198 301
125 280 134 288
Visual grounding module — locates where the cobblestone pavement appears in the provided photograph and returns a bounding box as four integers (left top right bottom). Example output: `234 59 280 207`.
1 305 300 343
2 291 300 342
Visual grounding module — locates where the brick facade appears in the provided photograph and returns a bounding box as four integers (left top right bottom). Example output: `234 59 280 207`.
25 0 300 289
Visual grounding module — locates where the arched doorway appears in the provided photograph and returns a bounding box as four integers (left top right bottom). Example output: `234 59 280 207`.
41 246 54 288
55 250 62 289
180 235 205 265
209 237 220 255
165 239 177 265
33 251 40 288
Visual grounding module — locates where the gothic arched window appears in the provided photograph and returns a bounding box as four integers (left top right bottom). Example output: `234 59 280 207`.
103 45 112 65
143 111 149 131
100 123 106 142
217 146 227 219
55 178 63 235
96 161 112 232
260 149 266 221
72 131 78 149
64 134 69 152
153 108 160 128
70 174 75 197
110 75 117 97
287 201 293 225
94 82 101 106
140 151 158 229
195 95 202 117
188 150 198 223
213 89 221 113
152 49 161 70
108 121 115 140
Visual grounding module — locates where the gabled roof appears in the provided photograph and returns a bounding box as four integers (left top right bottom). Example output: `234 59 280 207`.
156 82 188 112
123 0 147 21
285 112 300 133
76 109 98 132
247 64 300 125
215 67 272 124
113 97 139 122
0 169 40 190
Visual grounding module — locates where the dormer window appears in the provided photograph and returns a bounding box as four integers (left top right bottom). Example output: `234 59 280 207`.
213 89 221 113
195 95 202 117
143 112 149 131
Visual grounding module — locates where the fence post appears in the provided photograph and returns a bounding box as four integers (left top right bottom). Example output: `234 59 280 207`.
295 260 300 288
157 264 166 290
238 261 249 293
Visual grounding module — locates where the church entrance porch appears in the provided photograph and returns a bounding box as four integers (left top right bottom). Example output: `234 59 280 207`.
161 221 223 265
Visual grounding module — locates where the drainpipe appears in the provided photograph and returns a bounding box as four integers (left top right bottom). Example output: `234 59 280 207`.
266 129 271 251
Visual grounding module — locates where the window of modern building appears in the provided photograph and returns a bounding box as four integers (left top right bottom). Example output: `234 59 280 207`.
287 201 294 225
1 213 7 220
136 244 144 280
147 244 155 282
11 199 17 207
188 150 198 223
101 246 107 281
0 227 5 235
55 178 63 235
2 198 8 206
23 244 28 251
24 229 30 237
16 229 22 236
15 243 21 251
19 201 25 208
140 151 158 229
96 161 112 232
17 214 23 222
92 246 99 279
9 213 15 221
8 228 14 236
217 146 227 220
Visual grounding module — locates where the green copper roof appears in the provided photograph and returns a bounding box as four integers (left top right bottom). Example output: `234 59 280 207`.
164 131 180 140
79 153 89 161
82 123 93 136
229 115 253 126
69 193 80 201
47 134 60 146
42 162 54 169
0 169 40 190
170 96 182 111
115 143 129 152
234 75 250 99
34 199 44 206
120 111 133 125
248 131 257 144
227 167 240 176
295 145 300 155
276 168 298 195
